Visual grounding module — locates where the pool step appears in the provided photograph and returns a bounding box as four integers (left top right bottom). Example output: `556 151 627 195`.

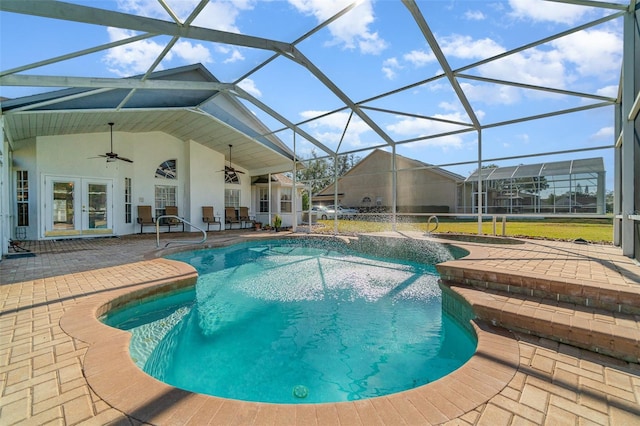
437 262 640 316
437 261 640 363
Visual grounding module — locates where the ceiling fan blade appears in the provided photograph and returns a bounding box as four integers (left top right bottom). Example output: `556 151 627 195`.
117 156 133 163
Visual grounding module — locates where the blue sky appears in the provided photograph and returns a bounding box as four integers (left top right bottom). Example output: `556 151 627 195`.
0 0 627 188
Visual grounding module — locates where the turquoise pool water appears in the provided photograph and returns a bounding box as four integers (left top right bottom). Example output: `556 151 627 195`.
103 238 476 404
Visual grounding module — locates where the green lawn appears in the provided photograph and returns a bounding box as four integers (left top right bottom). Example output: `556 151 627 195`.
313 218 614 244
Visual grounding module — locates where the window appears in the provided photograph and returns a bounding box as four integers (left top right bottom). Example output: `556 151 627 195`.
280 187 292 213
362 196 371 204
259 188 269 213
16 170 29 226
124 177 132 223
156 159 177 179
155 185 176 218
225 189 240 208
225 170 241 184
376 196 383 206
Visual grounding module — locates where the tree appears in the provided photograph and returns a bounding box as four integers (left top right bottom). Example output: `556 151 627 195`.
296 149 361 202
296 149 332 195
296 150 361 194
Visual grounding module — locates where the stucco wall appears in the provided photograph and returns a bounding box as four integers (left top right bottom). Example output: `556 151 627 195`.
318 150 460 212
11 130 247 239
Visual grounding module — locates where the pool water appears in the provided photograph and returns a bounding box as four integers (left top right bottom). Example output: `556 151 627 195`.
103 239 476 404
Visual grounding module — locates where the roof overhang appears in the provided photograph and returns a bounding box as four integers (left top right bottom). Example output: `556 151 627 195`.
2 107 295 174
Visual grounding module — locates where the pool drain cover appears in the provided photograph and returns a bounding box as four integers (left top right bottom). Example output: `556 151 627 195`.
292 385 309 398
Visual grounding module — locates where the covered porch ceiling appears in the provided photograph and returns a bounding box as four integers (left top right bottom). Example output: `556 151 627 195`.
1 107 295 175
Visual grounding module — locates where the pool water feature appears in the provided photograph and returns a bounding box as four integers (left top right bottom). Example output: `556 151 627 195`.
103 238 476 404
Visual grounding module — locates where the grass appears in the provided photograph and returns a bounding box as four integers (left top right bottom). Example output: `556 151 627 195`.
313 218 614 244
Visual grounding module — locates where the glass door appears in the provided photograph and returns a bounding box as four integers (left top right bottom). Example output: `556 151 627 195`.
44 176 113 237
83 181 111 233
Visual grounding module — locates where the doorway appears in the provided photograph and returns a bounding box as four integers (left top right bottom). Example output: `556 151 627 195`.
44 176 113 237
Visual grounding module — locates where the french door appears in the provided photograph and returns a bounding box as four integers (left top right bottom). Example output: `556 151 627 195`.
44 176 113 237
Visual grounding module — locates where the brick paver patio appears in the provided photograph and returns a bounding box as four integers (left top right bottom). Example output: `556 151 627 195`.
1 231 639 425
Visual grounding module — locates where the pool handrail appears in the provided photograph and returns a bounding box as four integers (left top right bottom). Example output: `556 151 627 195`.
155 215 207 248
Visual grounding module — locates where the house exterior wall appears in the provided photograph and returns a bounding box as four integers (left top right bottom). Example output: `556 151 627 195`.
317 150 460 213
252 180 302 228
187 140 226 230
9 130 248 239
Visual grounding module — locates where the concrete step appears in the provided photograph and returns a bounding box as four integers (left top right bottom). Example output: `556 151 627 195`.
437 261 640 315
441 284 640 364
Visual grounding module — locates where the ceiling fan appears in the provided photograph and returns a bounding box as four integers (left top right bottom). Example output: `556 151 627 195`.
98 122 133 163
221 144 244 174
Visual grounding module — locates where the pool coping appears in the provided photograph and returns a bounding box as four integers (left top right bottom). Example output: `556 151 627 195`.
59 241 520 425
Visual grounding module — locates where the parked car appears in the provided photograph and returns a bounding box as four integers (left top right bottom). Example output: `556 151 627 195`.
311 205 334 220
326 205 359 219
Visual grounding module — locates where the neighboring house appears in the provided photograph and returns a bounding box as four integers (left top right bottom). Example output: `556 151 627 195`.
1 64 298 243
314 149 464 214
251 173 304 228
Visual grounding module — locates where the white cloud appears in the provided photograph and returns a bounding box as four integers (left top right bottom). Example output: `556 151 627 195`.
385 112 472 149
191 1 253 32
459 81 522 105
403 50 437 67
117 0 254 31
596 85 618 98
105 1 255 76
116 0 171 19
289 0 388 55
440 35 505 60
223 49 245 64
173 40 213 64
464 10 486 21
382 57 401 80
550 29 622 81
103 28 170 76
479 48 567 87
591 126 614 140
238 78 262 98
508 0 595 25
299 110 373 148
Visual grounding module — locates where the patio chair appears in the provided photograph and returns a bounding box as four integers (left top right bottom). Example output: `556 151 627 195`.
202 206 221 231
225 207 240 229
164 206 184 232
136 205 156 234
238 207 254 229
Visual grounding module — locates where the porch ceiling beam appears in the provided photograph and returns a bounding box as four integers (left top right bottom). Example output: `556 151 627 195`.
0 0 294 55
0 74 232 91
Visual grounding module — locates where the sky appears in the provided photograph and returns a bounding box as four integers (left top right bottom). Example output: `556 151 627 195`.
0 0 628 189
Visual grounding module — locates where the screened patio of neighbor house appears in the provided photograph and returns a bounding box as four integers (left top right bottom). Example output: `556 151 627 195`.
459 157 607 215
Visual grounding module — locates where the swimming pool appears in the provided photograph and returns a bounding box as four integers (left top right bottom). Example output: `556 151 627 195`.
103 237 476 404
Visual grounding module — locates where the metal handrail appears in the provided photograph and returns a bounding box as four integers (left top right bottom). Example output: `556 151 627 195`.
426 215 439 234
155 215 207 248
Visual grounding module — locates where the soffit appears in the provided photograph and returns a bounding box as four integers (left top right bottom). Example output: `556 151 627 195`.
3 108 293 172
